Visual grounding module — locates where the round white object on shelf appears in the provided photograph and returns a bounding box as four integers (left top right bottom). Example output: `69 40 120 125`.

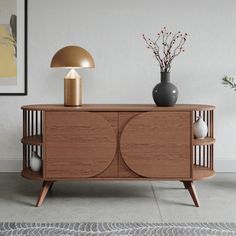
30 151 42 172
194 116 208 139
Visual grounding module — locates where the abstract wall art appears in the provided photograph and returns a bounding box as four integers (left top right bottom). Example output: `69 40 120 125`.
0 0 27 95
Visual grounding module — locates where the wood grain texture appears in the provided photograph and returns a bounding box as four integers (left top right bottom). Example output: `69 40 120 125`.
45 112 117 178
118 112 140 177
21 104 215 112
120 112 191 178
95 112 119 178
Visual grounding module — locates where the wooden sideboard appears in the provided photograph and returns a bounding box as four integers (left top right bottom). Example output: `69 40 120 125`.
21 104 215 207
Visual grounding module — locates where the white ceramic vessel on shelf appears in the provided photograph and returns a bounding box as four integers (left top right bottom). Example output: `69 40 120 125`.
30 151 42 172
194 116 208 139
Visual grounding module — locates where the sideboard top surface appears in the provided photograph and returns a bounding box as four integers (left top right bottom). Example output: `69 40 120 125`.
21 104 215 112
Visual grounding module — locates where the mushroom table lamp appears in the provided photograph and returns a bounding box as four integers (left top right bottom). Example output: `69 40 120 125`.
50 45 95 106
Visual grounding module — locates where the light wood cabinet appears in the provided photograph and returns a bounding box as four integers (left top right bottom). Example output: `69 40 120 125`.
21 104 215 207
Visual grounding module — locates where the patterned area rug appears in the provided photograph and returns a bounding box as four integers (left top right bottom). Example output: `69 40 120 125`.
0 222 236 236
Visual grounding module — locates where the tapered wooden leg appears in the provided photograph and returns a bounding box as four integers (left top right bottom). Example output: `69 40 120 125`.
48 182 54 192
181 181 188 189
36 181 54 207
182 181 200 207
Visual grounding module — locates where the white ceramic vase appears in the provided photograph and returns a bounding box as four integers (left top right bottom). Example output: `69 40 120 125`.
30 151 42 172
194 116 208 139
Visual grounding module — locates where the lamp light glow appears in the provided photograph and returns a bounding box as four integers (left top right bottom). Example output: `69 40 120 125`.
65 69 80 79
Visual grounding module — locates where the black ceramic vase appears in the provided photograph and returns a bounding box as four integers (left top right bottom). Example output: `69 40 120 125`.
152 72 178 107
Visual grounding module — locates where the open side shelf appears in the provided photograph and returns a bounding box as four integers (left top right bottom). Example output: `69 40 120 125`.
193 137 215 146
21 135 43 146
192 165 215 180
21 168 43 180
22 109 44 178
192 109 214 181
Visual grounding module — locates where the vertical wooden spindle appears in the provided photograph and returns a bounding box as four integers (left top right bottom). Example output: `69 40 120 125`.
40 111 43 135
36 111 38 135
210 111 213 138
207 111 209 137
27 111 30 137
27 145 30 168
23 111 26 170
23 145 26 169
31 110 34 136
27 111 31 168
211 110 214 138
212 145 214 169
211 145 214 170
23 110 27 138
206 145 209 168
194 111 196 165
203 145 206 167
199 146 202 166
31 111 34 158
209 145 212 169
211 111 214 169
36 111 38 155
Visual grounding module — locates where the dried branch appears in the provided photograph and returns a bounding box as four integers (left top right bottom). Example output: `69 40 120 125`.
143 27 188 72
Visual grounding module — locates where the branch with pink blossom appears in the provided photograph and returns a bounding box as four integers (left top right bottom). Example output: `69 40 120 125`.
143 27 188 72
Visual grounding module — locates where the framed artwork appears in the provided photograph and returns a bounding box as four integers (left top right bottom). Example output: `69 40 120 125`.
0 0 27 95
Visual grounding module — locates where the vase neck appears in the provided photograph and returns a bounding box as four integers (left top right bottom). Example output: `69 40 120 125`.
161 72 170 83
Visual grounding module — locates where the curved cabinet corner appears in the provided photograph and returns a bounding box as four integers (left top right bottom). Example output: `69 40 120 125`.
45 112 117 178
120 112 191 178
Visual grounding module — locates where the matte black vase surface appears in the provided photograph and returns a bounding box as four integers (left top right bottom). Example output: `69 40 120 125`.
152 72 178 107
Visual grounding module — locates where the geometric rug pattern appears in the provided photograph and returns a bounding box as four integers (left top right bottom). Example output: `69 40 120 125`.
1 222 236 236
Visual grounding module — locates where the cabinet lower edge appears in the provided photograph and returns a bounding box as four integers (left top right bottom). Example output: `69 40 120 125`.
22 167 215 181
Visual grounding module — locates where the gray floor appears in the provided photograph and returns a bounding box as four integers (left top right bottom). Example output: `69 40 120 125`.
0 173 235 222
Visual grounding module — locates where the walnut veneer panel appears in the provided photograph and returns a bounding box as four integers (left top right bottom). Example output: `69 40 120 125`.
118 112 140 177
95 112 119 178
120 112 191 178
45 112 117 178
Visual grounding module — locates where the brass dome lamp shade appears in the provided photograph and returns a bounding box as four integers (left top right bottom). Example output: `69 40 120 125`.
50 45 95 106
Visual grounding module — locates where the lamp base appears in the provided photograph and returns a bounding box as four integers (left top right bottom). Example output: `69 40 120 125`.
64 77 82 106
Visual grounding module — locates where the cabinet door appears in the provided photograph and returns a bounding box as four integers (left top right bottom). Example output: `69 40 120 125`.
120 112 191 178
44 112 117 179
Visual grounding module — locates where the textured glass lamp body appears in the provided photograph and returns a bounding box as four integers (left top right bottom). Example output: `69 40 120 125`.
152 72 178 107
